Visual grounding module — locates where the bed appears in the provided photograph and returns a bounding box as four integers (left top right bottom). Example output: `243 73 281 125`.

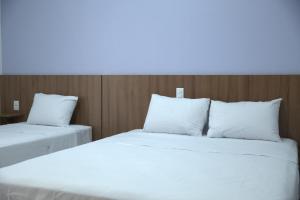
0 130 298 200
0 122 92 168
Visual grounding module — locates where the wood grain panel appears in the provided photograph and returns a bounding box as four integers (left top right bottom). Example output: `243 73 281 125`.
289 76 300 142
102 76 149 137
1 75 300 145
102 75 300 145
0 77 3 113
0 75 102 140
194 76 249 100
102 75 194 137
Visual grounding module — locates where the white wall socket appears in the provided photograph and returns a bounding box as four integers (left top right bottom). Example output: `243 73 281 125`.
13 100 20 111
176 88 184 98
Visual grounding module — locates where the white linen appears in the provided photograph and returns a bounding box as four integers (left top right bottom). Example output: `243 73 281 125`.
0 123 91 167
143 94 210 136
0 130 298 200
27 93 78 126
207 99 282 141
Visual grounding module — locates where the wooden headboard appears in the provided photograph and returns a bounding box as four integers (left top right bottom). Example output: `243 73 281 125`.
0 75 300 144
102 75 300 144
0 76 102 140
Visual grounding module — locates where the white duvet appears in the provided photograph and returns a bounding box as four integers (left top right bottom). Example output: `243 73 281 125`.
0 123 92 167
0 130 298 200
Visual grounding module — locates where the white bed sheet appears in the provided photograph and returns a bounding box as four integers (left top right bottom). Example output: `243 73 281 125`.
0 130 298 200
0 122 92 168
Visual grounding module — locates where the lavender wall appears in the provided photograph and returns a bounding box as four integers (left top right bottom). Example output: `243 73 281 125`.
2 0 300 75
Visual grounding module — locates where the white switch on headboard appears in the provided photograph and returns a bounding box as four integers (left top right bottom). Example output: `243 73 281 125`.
13 100 20 111
176 88 184 98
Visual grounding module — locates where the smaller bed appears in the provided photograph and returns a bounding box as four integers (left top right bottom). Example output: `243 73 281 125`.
0 122 92 168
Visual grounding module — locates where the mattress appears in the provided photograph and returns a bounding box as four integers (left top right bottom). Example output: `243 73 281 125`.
0 130 298 200
0 122 92 168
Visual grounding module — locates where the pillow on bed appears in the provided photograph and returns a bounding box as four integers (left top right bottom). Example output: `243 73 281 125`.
143 94 210 136
207 99 282 142
27 93 78 127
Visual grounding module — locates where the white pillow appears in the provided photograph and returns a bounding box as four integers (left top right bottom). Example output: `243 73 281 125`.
143 94 210 136
27 93 78 127
207 99 282 141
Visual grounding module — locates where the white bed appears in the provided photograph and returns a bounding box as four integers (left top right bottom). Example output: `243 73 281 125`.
0 122 92 168
0 130 298 200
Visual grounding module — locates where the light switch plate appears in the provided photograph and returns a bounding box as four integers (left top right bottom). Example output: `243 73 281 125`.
176 88 184 98
13 100 20 111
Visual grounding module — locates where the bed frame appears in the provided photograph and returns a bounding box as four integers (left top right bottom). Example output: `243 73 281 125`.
0 75 299 144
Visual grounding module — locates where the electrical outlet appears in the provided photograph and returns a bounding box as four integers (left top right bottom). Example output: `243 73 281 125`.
13 100 20 111
176 88 184 98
